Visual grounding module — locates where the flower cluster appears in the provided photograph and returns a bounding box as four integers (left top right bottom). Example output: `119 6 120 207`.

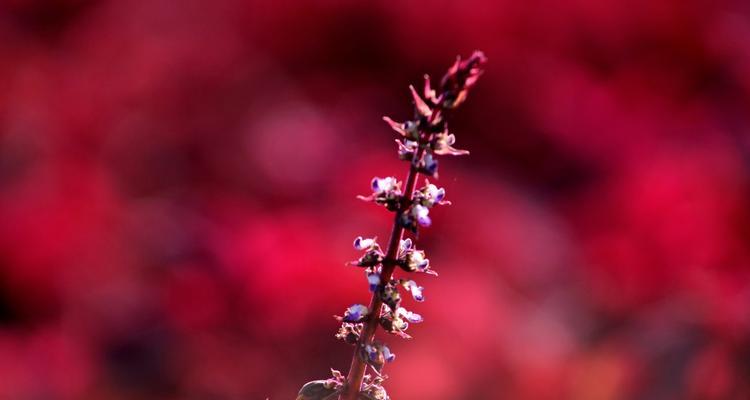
357 177 403 211
298 52 485 400
395 238 437 276
400 182 450 232
361 341 395 374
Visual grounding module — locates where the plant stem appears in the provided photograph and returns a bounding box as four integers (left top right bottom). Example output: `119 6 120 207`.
339 142 427 400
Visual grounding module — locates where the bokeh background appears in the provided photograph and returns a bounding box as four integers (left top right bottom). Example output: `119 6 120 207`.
1 0 750 399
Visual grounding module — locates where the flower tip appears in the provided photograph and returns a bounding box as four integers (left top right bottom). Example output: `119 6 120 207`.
471 50 487 63
409 85 432 117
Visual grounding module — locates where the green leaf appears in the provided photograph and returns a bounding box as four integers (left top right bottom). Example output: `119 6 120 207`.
296 380 339 400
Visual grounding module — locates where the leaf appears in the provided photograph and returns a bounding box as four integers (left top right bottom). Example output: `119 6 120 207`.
296 380 339 400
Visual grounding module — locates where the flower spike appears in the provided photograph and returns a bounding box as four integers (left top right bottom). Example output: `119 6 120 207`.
299 52 485 400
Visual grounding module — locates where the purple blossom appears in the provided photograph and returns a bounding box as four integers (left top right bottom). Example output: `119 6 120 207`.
425 184 445 203
399 238 413 254
365 344 379 362
402 280 424 302
381 345 395 363
396 307 423 324
353 236 376 251
371 176 397 194
366 271 381 292
342 304 369 323
358 177 402 211
407 249 428 271
412 204 431 227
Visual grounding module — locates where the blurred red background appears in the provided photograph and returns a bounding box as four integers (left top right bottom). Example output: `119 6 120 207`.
1 0 750 399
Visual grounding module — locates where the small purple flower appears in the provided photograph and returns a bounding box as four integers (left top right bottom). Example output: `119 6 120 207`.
425 184 445 204
399 238 412 254
422 152 438 176
408 250 424 267
371 176 397 194
366 271 381 292
405 249 430 273
396 307 423 324
343 304 369 322
402 280 424 302
365 344 379 362
415 182 448 208
359 177 403 211
412 204 431 227
353 236 376 251
381 345 396 363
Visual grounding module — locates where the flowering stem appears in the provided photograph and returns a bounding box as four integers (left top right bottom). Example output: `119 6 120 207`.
339 142 431 400
295 51 485 400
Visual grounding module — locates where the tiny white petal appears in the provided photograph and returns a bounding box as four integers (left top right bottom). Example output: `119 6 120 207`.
399 238 412 252
353 236 375 250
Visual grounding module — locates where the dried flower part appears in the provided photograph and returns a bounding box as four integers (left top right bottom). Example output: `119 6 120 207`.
432 129 469 156
409 85 433 118
350 242 385 267
336 323 363 345
422 74 439 105
383 117 419 141
379 283 401 310
439 50 487 109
